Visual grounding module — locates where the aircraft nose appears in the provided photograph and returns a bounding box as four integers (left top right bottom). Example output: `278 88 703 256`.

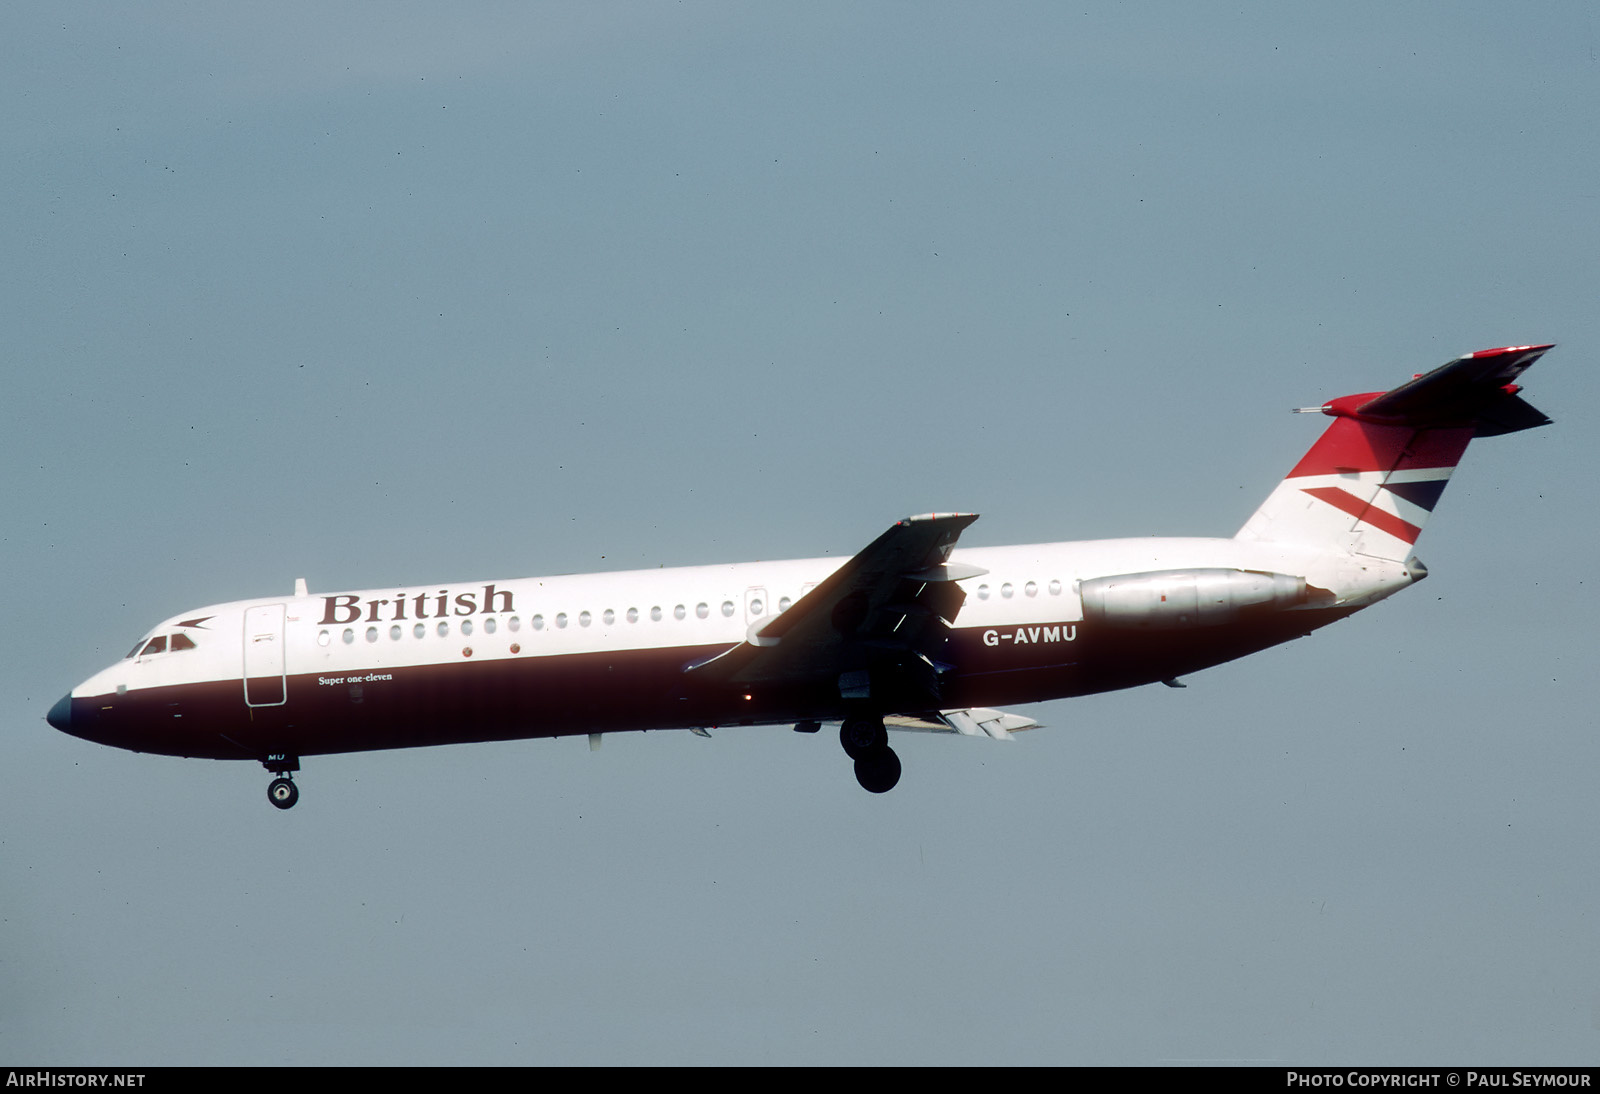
46 694 72 731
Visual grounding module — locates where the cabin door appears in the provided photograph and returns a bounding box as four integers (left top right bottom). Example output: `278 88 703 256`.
243 604 287 707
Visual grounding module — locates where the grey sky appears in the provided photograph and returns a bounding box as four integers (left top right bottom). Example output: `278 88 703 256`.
5 2 1598 1065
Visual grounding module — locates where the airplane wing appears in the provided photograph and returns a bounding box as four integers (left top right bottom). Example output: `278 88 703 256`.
684 513 983 706
884 707 1042 740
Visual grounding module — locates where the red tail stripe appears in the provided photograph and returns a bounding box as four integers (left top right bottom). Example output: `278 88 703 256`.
1289 419 1474 478
1301 487 1422 544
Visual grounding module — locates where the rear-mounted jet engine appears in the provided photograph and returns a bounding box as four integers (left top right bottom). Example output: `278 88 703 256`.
1079 568 1309 630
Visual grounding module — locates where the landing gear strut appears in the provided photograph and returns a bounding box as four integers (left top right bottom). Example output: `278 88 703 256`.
840 717 900 794
263 754 301 810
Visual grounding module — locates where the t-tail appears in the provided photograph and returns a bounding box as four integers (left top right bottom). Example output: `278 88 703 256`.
1236 344 1553 562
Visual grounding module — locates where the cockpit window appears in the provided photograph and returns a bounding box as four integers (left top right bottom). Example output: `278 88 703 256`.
125 638 148 659
128 633 198 658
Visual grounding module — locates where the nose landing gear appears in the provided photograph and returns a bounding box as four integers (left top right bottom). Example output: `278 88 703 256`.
263 753 301 810
268 777 299 810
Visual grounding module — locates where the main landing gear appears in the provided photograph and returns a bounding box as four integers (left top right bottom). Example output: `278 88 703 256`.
263 754 301 810
840 716 901 794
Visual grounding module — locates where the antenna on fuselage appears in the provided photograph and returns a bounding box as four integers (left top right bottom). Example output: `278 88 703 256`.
294 578 308 597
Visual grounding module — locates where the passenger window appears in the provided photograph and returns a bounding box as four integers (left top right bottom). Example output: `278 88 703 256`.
696 603 709 619
673 604 687 621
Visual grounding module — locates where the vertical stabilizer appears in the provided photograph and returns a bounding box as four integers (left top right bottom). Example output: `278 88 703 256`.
1237 345 1552 562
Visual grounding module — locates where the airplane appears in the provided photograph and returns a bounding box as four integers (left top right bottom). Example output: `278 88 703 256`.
47 344 1555 808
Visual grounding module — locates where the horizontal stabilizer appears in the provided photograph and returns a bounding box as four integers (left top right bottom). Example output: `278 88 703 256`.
1470 392 1552 438
1328 344 1553 436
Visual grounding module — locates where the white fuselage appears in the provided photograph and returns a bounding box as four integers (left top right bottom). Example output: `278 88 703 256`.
60 533 1411 764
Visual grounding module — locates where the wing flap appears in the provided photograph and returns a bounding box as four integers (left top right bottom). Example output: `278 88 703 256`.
884 707 1042 740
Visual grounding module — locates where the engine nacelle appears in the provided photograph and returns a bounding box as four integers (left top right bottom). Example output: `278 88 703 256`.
1078 568 1307 630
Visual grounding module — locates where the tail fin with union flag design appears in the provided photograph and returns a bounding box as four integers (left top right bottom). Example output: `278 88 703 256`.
1236 344 1553 562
